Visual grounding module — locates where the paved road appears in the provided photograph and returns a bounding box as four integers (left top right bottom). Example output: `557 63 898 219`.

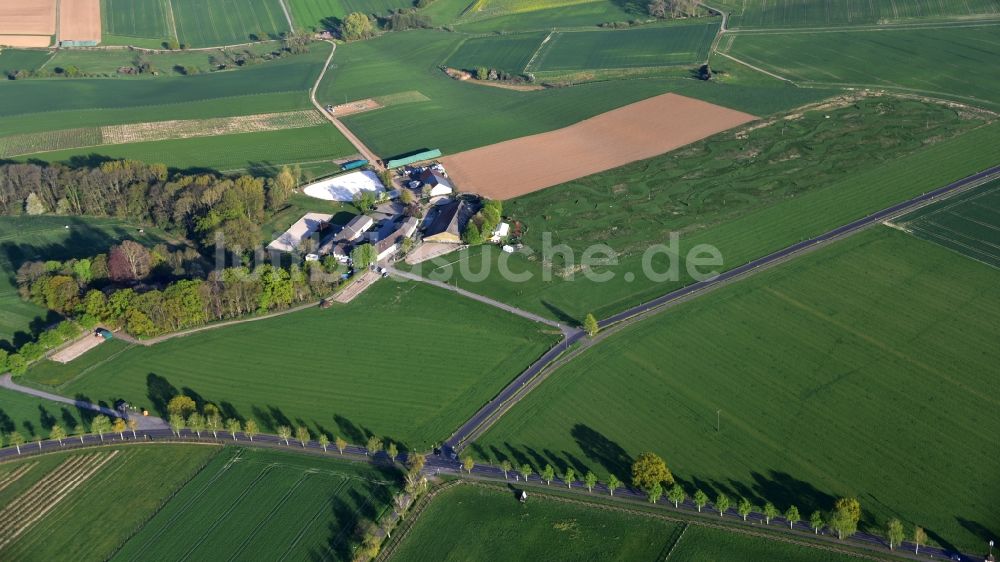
443 163 1000 454
0 433 980 562
310 41 385 170
388 267 571 333
0 374 168 430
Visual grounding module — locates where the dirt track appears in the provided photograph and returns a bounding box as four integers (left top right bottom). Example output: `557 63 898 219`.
441 93 756 199
59 0 101 43
0 0 56 35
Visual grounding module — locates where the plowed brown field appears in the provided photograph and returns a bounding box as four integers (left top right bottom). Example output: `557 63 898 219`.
0 1 56 35
59 0 101 43
441 93 756 199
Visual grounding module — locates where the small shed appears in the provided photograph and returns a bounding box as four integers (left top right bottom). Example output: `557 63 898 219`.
96 328 114 340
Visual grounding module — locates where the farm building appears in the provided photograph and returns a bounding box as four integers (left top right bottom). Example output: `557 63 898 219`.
336 215 374 243
490 222 510 243
423 200 470 244
267 213 334 253
419 169 454 196
375 217 420 261
302 170 385 202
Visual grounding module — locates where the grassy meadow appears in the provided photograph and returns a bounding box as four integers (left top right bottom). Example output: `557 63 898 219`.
0 388 89 440
0 49 53 75
0 216 170 350
444 31 549 73
389 484 683 561
404 99 1000 322
665 525 864 562
17 124 355 176
0 46 328 137
170 0 290 47
317 29 828 157
113 447 399 561
532 21 719 71
39 281 559 450
725 24 1000 108
473 227 1000 552
289 0 416 31
0 444 221 561
713 0 1000 28
101 0 174 45
895 178 1000 268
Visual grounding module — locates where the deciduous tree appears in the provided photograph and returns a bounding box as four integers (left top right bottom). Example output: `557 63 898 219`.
188 413 205 437
607 474 621 496
366 435 382 456
648 482 663 504
113 417 127 439
668 483 686 508
296 426 311 447
226 418 241 440
277 425 291 445
583 313 599 337
335 436 347 454
318 434 330 452
763 502 778 524
385 441 398 462
563 467 575 488
92 415 111 442
887 518 904 550
9 431 24 454
167 395 196 418
541 464 555 485
810 510 824 534
738 497 752 521
244 419 258 441
785 505 800 529
913 526 926 554
351 244 377 270
341 12 374 41
631 452 673 492
584 471 598 492
462 455 475 474
50 424 66 445
500 459 512 479
716 493 730 516
518 464 533 482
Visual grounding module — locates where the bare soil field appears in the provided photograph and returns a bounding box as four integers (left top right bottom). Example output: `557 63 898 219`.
0 0 56 35
59 0 101 43
441 93 756 199
0 35 52 47
50 332 106 363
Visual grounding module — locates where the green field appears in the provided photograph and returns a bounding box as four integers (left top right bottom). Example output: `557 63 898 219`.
0 216 170 350
317 29 828 157
474 227 1000 552
0 46 327 136
40 281 559 449
895 178 1000 267
389 484 683 560
444 31 548 73
101 0 173 44
171 0 290 47
532 22 719 71
724 25 1000 108
448 0 639 32
713 0 1000 28
665 525 861 562
41 42 284 77
404 99 999 322
289 0 417 31
0 49 53 75
0 444 221 561
0 388 89 440
113 447 398 561
18 124 354 175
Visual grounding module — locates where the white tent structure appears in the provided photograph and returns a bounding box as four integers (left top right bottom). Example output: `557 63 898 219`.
303 170 385 202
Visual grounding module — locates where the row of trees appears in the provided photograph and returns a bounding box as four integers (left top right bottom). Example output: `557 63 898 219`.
647 0 699 18
0 414 138 454
462 451 931 553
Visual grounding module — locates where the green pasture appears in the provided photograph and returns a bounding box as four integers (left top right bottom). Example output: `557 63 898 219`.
445 31 548 73
404 100 1000 322
113 447 399 561
0 444 221 561
317 30 825 157
713 0 1000 28
0 49 53 75
171 0 290 47
19 124 355 175
666 525 863 561
474 227 1000 552
44 281 560 450
23 340 133 388
532 21 719 71
450 0 640 32
101 0 173 44
389 484 683 561
896 178 1000 268
725 25 1000 108
0 216 169 350
289 0 416 31
0 46 327 135
0 388 87 440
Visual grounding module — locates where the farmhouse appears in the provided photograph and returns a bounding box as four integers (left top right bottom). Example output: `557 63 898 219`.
423 200 469 244
419 168 454 197
266 213 334 253
375 217 419 261
336 214 374 243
